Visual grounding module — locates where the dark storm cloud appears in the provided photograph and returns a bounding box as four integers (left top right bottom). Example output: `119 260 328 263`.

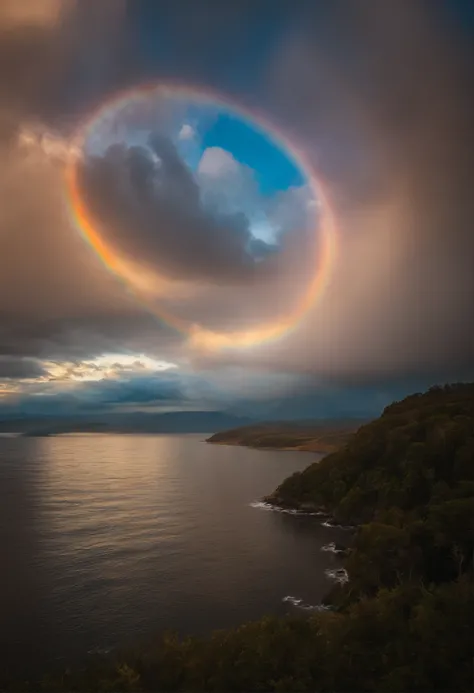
0 312 182 363
86 373 184 407
78 136 277 284
0 371 186 419
0 357 45 380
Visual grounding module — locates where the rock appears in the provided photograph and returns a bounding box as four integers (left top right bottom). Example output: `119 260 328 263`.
300 502 320 512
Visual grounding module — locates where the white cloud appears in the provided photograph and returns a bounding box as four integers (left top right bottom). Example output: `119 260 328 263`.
196 147 315 246
197 146 240 177
18 126 82 164
178 123 195 141
43 353 178 383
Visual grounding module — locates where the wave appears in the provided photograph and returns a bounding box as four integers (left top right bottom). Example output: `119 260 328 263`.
320 520 355 531
250 501 355 529
283 595 332 611
321 541 346 555
324 568 349 585
87 646 113 656
250 501 326 517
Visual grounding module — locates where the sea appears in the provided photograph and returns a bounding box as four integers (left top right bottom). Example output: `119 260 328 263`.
0 433 348 676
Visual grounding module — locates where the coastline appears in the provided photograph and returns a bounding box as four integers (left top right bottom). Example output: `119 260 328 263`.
255 496 357 532
250 497 353 610
206 439 325 452
206 439 342 454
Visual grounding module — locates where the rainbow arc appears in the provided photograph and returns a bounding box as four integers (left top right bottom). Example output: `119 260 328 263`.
65 83 338 351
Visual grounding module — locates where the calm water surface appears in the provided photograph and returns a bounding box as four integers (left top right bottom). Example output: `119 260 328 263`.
0 434 346 674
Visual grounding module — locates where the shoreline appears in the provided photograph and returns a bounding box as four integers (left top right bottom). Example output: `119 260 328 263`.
206 439 336 454
256 496 358 532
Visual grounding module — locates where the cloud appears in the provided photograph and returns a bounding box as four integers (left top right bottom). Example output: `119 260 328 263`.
0 357 46 380
80 372 184 407
237 0 474 383
0 1 155 363
197 146 239 176
0 129 162 352
77 133 315 301
178 123 195 140
0 1 66 29
44 353 177 382
0 2 190 368
196 146 284 246
77 136 263 284
0 352 187 418
0 372 186 418
0 353 259 419
0 2 69 140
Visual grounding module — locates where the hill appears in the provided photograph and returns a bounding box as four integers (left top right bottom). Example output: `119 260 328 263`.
206 419 364 452
265 383 474 526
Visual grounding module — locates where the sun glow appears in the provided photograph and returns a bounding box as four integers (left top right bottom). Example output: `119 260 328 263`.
44 354 177 383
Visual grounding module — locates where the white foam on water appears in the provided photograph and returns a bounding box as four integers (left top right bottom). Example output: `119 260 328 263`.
283 595 303 606
324 568 349 585
87 646 113 656
283 595 332 612
321 542 337 552
250 501 325 516
321 520 355 531
321 542 346 554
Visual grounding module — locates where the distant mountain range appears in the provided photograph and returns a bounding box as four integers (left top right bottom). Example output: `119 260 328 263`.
0 411 370 443
0 411 254 436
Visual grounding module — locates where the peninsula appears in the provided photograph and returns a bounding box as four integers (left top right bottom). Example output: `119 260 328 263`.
206 419 364 453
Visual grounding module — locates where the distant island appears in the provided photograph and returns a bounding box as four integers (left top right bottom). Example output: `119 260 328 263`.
206 419 364 453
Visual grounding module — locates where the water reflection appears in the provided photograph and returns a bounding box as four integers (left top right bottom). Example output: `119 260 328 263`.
0 439 44 673
0 435 343 674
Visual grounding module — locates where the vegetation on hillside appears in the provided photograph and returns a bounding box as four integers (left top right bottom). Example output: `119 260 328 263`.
3 384 474 692
267 384 474 517
266 383 474 603
207 420 362 452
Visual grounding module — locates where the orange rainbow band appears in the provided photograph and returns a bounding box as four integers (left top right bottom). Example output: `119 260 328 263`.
65 82 338 351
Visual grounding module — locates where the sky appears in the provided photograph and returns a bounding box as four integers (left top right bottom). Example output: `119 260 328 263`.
0 0 473 422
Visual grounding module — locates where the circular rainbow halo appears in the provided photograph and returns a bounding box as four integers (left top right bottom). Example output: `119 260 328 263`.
65 83 337 351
